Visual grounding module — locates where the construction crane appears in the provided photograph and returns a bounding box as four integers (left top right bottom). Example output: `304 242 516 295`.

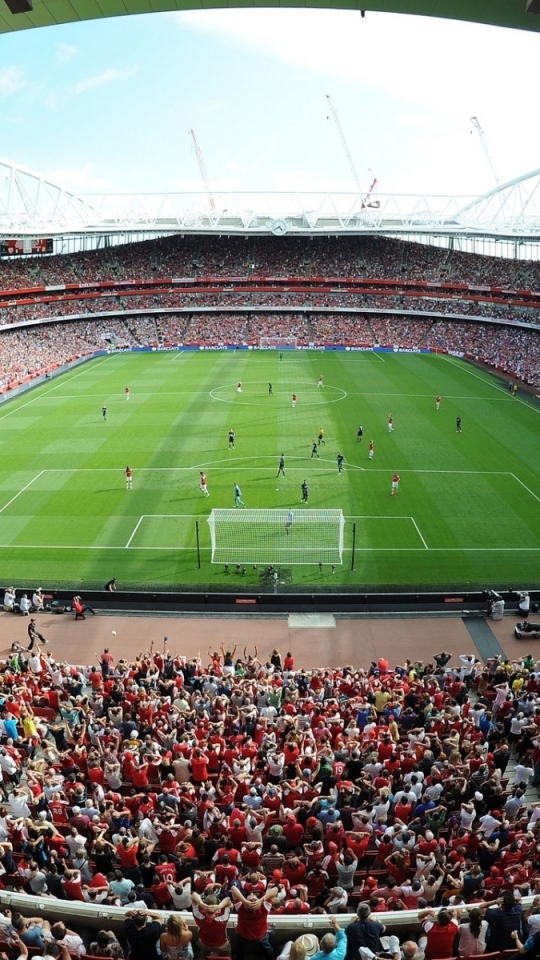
188 128 216 210
325 94 363 195
470 116 499 184
361 176 380 209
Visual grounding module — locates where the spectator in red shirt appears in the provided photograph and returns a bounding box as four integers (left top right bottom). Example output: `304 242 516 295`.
150 875 173 908
231 885 277 960
191 891 232 957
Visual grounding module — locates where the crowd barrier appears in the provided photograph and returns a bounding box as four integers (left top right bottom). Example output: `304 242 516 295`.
2 887 529 941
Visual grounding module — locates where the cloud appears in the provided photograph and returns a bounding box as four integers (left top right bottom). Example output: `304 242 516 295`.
46 164 115 191
56 43 78 63
174 9 540 116
72 67 137 95
0 66 26 98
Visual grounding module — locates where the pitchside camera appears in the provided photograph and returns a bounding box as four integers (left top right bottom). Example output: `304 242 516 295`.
483 589 502 601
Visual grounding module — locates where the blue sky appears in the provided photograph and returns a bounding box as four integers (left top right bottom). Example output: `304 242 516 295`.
0 7 539 200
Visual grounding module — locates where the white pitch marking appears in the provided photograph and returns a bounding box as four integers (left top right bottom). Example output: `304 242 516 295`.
23 464 510 475
0 471 45 515
442 354 516 398
125 516 145 548
411 517 429 549
510 474 540 504
0 356 111 423
0 543 539 553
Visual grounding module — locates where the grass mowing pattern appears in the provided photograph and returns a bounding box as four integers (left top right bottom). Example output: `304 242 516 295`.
0 349 539 592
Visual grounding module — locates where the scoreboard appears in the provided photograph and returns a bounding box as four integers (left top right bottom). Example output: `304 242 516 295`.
0 238 53 256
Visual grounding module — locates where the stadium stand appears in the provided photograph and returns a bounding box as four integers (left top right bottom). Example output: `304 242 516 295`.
0 643 539 958
0 235 539 392
1 235 540 954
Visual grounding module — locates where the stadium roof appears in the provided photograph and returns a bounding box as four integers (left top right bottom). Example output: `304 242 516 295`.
0 0 539 37
2 158 540 244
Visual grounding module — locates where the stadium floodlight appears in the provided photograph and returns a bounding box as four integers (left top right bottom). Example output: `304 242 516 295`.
259 337 298 350
207 508 345 565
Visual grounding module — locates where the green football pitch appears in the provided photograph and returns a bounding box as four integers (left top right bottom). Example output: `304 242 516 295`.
1 348 540 592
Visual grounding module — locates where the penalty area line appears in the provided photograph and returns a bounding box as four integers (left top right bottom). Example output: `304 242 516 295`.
0 471 45 515
511 474 540 504
411 517 428 549
125 516 145 548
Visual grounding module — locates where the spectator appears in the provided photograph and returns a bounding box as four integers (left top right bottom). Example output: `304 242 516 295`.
232 884 278 960
345 903 385 959
124 910 163 960
312 916 346 959
88 931 124 958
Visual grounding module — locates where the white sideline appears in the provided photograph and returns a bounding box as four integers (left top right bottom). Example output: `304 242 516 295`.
0 356 111 424
443 353 540 415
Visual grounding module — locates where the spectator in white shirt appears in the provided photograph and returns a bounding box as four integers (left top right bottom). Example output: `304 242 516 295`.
28 654 43 675
50 923 85 957
167 879 192 910
32 589 45 611
514 759 534 785
65 829 88 858
19 595 31 616
3 588 16 612
393 788 417 807
9 788 31 819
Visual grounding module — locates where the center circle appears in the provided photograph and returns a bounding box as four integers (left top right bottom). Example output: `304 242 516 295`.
209 380 347 405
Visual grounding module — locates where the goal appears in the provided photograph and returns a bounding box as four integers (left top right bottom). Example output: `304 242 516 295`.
259 337 298 350
207 508 345 565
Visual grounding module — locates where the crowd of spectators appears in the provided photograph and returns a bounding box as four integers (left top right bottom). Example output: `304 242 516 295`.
1 642 540 960
0 236 539 292
0 233 539 390
1 291 536 331
3 310 540 392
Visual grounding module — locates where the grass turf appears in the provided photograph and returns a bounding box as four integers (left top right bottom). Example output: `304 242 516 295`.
0 349 539 592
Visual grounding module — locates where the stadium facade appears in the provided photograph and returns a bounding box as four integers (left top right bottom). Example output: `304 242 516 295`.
2 158 540 260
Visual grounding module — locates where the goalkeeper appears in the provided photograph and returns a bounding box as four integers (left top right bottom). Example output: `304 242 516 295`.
285 510 294 535
234 483 245 507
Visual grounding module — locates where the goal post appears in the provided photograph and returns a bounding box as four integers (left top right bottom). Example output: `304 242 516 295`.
259 337 298 350
207 508 345 565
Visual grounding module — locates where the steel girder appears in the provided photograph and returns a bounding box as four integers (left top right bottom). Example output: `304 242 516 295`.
2 160 540 244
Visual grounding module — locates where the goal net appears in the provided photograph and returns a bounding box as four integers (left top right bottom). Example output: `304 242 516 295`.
259 337 298 350
207 509 345 565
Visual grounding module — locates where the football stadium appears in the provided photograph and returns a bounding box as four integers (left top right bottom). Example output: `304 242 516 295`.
1 0 540 956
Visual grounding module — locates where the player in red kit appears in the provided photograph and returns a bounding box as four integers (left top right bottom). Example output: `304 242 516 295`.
391 473 400 495
436 395 441 410
199 472 209 497
125 467 133 489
